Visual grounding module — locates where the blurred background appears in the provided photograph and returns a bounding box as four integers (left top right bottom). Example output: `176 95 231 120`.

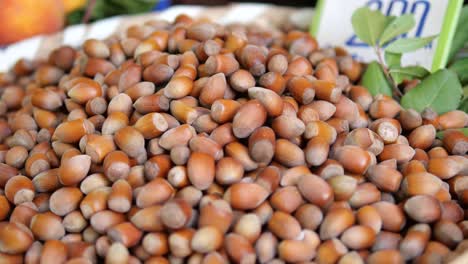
0 0 316 46
174 0 315 5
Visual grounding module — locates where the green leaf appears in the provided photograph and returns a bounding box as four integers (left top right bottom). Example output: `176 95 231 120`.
351 7 388 46
92 0 158 20
384 51 401 68
436 128 468 139
459 97 468 112
400 69 462 114
386 35 437 53
389 66 429 84
449 6 468 62
449 57 468 85
66 9 85 25
459 87 468 112
361 61 393 96
379 15 415 46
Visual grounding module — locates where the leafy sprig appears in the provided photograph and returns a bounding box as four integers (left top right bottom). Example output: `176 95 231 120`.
351 7 463 115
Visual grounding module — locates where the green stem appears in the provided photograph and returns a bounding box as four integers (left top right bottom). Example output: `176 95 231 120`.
374 46 402 97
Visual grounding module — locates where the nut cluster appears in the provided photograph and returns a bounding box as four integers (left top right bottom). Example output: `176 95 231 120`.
0 14 468 264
